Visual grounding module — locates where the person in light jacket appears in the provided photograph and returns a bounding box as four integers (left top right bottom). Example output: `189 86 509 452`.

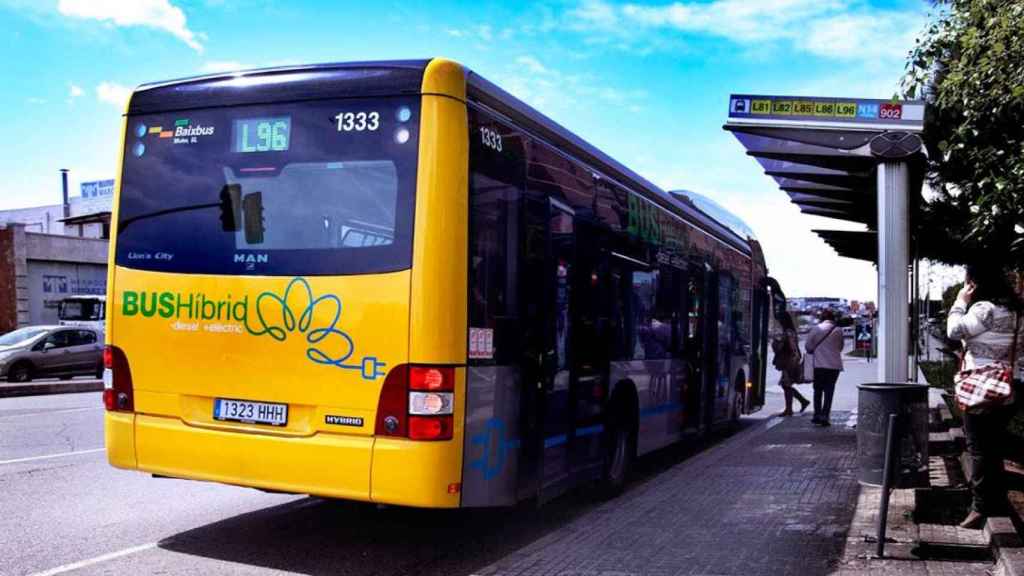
804 308 844 426
947 264 1024 529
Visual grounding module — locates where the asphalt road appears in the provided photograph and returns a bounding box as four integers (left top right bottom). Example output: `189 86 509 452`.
1 366 862 576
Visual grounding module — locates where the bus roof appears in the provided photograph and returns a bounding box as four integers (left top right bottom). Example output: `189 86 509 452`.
129 58 751 255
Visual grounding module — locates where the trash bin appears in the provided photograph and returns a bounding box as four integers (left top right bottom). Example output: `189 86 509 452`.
857 383 930 488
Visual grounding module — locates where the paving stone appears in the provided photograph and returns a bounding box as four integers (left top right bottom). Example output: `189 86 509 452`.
478 414 860 576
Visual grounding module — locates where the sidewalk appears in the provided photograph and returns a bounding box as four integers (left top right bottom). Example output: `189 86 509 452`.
477 350 950 576
0 378 102 398
477 412 860 576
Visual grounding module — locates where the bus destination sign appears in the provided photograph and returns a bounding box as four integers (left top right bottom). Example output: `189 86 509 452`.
727 94 925 131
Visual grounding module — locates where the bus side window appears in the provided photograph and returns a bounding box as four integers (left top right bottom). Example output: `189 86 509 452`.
468 106 524 364
655 265 686 357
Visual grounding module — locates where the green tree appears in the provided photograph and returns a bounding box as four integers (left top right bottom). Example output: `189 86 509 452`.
903 0 1024 268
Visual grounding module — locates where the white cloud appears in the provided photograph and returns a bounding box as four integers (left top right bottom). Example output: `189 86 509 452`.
571 0 620 29
619 0 841 42
96 81 132 108
495 56 647 114
567 0 924 62
444 24 497 43
68 84 83 98
57 0 203 52
201 60 247 73
796 12 922 61
515 55 552 75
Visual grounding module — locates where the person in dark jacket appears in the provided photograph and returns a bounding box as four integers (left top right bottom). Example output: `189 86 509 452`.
772 313 809 416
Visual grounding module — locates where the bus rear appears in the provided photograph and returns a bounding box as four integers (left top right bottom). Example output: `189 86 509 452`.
105 59 470 507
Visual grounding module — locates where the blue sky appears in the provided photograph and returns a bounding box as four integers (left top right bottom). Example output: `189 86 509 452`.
0 0 933 300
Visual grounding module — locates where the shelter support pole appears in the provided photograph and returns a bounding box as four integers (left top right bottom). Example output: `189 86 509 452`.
877 161 910 383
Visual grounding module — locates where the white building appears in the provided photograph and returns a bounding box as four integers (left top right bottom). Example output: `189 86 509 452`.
0 180 113 239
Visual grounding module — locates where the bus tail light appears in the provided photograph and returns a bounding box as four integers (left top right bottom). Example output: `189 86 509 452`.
409 366 453 391
408 391 453 415
374 364 455 441
408 415 453 440
102 345 135 412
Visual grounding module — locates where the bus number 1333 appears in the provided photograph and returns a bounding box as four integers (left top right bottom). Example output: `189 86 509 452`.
336 111 380 132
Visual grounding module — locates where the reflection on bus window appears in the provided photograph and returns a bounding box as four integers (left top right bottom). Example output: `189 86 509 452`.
224 161 398 251
631 270 672 360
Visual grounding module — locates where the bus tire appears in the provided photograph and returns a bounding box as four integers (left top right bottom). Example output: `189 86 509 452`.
7 361 33 383
600 396 636 497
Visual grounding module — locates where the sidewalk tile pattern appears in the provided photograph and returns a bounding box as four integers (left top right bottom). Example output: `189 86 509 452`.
477 415 859 576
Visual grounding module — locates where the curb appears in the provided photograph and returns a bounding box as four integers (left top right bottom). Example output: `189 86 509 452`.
942 429 1024 576
0 380 103 398
987 517 1024 576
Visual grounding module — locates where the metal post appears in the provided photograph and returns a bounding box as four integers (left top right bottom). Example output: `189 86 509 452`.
876 413 898 558
911 258 919 382
877 161 909 383
60 168 70 219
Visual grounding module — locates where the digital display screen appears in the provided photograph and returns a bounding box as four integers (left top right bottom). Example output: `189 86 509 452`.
233 117 290 153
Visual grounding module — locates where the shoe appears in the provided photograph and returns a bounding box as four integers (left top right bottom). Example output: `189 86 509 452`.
811 416 821 424
820 420 831 427
959 511 986 530
799 399 810 413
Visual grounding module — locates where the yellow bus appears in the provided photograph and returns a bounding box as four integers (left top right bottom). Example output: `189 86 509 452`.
104 58 770 508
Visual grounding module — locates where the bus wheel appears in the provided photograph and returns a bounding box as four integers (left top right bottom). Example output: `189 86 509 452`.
601 408 635 497
7 362 32 383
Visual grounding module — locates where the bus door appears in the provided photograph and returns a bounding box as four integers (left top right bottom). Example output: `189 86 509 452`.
568 222 609 481
712 273 735 423
538 198 576 496
686 263 718 433
682 265 704 433
749 284 769 412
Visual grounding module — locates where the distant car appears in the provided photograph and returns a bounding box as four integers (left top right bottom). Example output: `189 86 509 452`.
0 325 103 383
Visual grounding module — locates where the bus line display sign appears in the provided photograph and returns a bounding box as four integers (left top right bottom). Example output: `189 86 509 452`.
728 94 925 130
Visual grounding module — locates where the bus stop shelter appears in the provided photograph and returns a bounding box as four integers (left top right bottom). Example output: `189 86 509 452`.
723 96 927 383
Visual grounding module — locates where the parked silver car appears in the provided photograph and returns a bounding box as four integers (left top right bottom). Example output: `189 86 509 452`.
0 326 104 383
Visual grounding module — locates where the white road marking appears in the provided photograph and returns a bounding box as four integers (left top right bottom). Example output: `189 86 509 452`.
27 542 157 576
0 448 104 466
0 407 103 420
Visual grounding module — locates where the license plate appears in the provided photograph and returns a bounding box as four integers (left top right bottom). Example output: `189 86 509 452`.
213 398 288 427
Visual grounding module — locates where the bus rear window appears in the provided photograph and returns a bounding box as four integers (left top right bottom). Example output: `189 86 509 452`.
115 97 419 276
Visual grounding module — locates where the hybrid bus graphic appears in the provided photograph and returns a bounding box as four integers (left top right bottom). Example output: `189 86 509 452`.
104 59 770 508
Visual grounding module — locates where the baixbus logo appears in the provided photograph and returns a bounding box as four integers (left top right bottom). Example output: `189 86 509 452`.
173 118 215 138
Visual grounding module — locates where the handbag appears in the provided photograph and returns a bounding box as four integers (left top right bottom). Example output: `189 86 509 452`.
800 324 837 383
955 312 1020 413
